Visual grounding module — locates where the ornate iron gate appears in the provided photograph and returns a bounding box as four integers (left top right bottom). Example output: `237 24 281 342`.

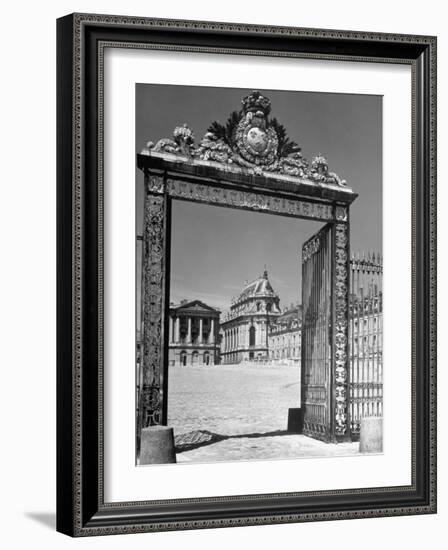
349 253 383 439
301 225 332 441
301 218 351 443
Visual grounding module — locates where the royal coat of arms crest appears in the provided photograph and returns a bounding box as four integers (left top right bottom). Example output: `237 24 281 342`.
234 91 278 166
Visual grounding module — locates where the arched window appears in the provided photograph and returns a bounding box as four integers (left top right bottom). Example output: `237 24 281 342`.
203 352 210 366
180 351 187 366
249 325 256 346
266 303 271 313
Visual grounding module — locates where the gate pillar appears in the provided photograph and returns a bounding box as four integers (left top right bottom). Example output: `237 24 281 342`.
138 173 170 430
332 215 351 442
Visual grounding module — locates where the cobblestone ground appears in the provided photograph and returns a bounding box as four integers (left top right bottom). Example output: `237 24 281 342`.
167 364 359 463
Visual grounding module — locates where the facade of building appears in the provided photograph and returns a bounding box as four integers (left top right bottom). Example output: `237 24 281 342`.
220 270 281 364
168 300 220 367
164 255 382 394
268 305 302 365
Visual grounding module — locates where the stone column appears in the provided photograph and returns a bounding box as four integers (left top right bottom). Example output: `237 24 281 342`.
199 317 203 344
187 317 192 343
169 315 173 343
174 317 179 343
210 319 215 343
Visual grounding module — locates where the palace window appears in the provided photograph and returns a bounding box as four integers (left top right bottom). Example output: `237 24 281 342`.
249 326 256 346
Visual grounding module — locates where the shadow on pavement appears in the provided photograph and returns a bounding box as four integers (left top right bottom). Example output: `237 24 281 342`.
175 429 290 453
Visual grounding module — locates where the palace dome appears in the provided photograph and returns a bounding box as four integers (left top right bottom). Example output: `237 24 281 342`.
237 270 278 302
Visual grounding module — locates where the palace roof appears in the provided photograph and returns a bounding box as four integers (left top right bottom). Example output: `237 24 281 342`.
169 299 220 315
270 304 302 333
235 270 278 303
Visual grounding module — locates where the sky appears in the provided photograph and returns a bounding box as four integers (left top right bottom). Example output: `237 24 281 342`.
135 84 382 314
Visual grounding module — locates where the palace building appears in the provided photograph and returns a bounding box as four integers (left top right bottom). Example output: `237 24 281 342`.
220 270 281 364
268 304 302 365
168 300 221 367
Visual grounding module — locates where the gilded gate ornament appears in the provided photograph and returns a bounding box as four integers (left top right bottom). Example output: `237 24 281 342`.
141 91 348 187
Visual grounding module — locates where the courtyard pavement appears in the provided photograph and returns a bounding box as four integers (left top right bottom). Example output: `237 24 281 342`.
167 364 360 463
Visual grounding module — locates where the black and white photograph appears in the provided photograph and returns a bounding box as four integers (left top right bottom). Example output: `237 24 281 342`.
135 84 383 465
1 1 441 545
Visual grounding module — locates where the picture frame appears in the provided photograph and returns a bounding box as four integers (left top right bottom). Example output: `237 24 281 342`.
56 12 437 536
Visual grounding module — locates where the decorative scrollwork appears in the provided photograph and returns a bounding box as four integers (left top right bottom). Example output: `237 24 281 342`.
335 205 348 221
302 236 321 262
141 194 165 427
275 152 309 177
147 175 165 194
195 132 234 163
333 223 349 436
165 178 334 221
141 91 348 187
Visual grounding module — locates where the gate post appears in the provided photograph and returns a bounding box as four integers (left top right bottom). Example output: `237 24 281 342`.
332 207 351 442
138 172 170 430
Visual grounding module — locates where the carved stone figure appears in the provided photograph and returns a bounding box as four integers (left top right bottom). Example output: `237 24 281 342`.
309 154 347 187
144 123 195 157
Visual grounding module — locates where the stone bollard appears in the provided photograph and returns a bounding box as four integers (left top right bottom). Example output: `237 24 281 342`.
140 426 177 465
359 417 383 453
287 408 304 433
